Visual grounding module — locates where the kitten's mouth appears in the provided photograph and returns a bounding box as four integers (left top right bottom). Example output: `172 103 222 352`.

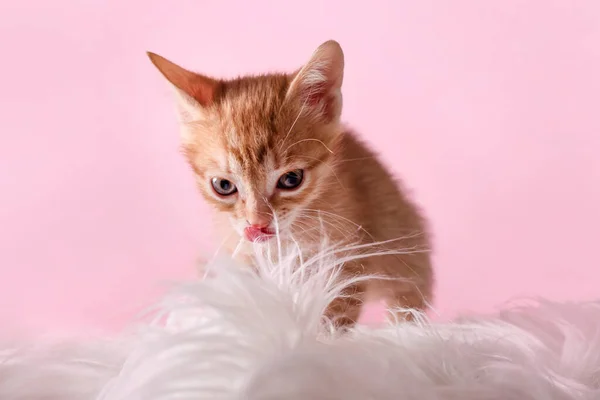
243 226 276 242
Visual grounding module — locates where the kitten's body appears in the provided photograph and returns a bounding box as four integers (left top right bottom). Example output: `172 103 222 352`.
149 41 433 326
216 130 432 324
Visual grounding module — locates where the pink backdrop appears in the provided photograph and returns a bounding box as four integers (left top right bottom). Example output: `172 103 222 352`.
0 1 598 331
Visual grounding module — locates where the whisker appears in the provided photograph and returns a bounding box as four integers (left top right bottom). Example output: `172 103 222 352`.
337 156 377 163
293 209 428 278
299 208 378 242
231 237 245 259
295 212 357 240
278 97 308 151
277 80 325 150
289 221 320 242
291 220 330 242
294 212 348 236
293 155 347 193
262 196 283 263
282 138 334 155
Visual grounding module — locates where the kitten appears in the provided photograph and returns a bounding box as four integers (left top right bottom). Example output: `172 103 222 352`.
148 40 433 327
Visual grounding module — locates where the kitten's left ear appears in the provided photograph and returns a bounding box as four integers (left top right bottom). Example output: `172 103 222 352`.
286 40 345 123
147 52 220 123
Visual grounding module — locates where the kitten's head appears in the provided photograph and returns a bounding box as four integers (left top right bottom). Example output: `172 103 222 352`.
148 40 344 243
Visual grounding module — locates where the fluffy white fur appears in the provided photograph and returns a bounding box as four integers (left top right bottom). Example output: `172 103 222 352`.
1 242 599 400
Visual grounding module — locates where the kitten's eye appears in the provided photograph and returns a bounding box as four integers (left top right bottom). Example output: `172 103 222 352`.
211 177 237 196
277 170 304 190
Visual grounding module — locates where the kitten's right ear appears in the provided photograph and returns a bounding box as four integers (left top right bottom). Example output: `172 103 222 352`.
147 52 219 123
286 40 345 124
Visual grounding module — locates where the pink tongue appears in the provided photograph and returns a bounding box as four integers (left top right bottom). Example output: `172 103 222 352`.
244 226 272 242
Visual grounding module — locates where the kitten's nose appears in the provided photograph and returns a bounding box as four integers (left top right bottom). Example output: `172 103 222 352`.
245 213 271 229
246 221 269 229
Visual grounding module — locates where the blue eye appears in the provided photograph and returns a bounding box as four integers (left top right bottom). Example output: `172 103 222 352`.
211 177 237 196
277 170 304 190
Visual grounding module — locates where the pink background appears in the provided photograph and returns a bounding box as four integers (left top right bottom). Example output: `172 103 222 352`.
0 1 598 331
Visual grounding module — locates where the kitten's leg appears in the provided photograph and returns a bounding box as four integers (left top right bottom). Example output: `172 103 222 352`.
372 253 433 323
385 287 429 323
324 282 366 329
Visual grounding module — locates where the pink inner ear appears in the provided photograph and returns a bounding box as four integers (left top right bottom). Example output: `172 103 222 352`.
189 78 217 107
304 81 329 106
301 79 337 122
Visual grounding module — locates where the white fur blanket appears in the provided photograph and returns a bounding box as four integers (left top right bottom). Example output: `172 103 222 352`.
1 246 598 400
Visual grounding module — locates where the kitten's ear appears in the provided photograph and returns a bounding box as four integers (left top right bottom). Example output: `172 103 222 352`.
147 52 219 123
286 40 345 123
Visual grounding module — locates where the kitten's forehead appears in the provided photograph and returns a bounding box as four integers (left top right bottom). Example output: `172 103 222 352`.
195 73 328 182
227 151 278 195
216 74 291 165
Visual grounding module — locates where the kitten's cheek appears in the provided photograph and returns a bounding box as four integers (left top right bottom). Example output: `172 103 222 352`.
228 216 245 236
200 192 238 212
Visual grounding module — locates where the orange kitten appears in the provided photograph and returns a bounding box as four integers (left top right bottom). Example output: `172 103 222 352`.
148 40 433 327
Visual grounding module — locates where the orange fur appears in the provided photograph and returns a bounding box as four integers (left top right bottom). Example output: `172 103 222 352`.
148 40 434 327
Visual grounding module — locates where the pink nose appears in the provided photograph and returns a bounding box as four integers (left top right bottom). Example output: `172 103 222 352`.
244 224 274 242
